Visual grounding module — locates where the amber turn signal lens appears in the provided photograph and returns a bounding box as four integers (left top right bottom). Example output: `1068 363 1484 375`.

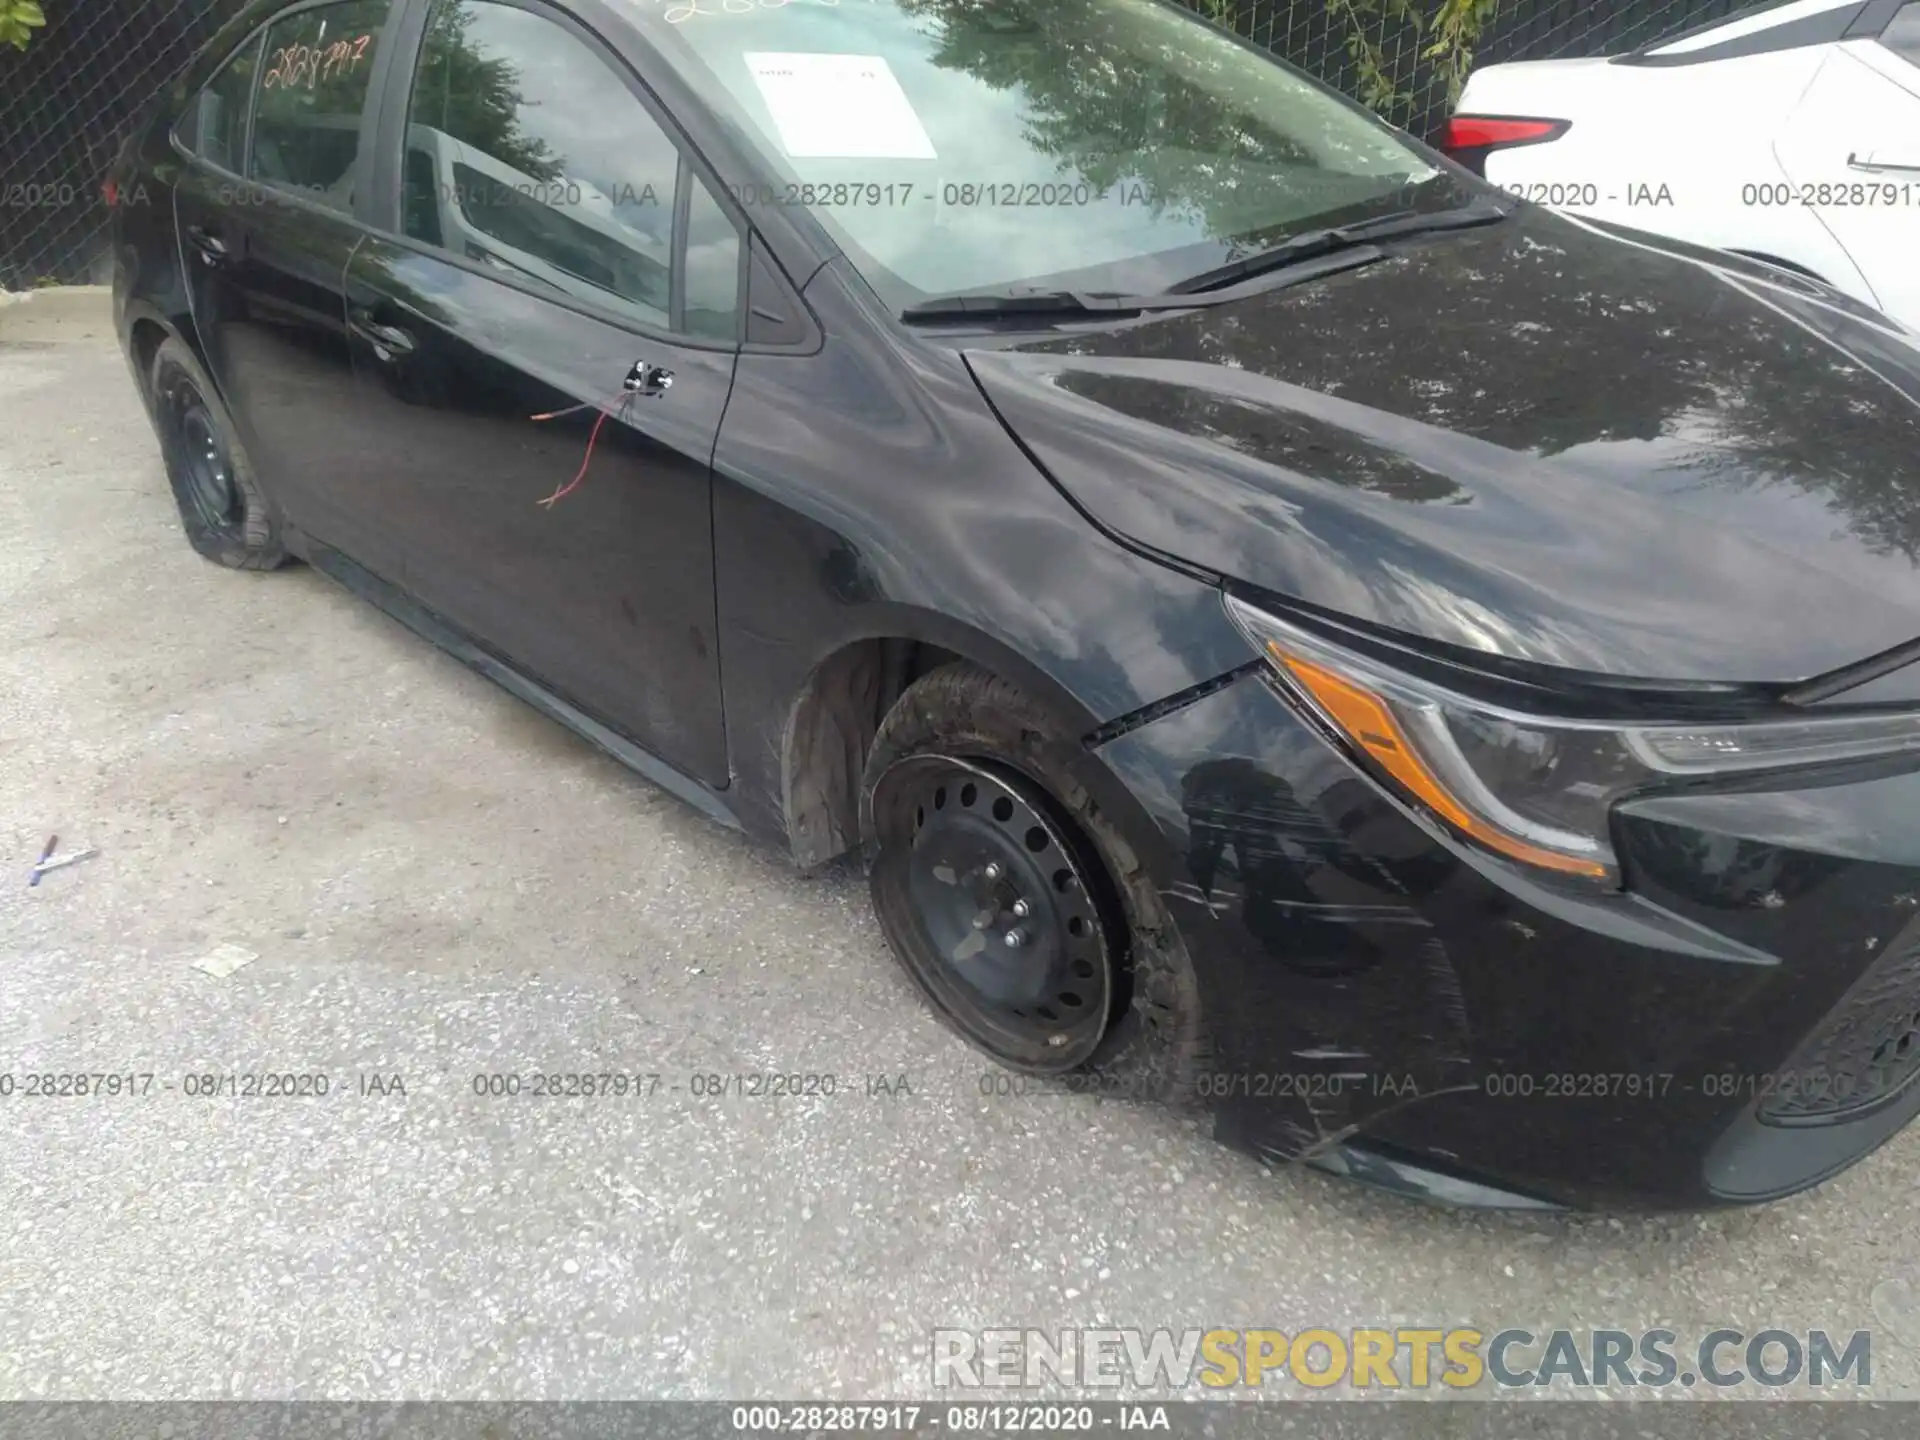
1272 645 1610 878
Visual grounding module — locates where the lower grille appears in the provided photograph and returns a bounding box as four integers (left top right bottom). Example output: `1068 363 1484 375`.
1760 917 1920 1123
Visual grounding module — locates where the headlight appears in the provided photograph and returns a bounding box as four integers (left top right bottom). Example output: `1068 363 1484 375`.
1226 596 1920 884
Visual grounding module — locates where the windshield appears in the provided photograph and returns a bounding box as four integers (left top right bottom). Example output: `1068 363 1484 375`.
621 0 1468 309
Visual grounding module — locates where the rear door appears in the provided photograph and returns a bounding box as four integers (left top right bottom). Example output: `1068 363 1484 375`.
172 0 408 581
1775 2 1920 329
338 0 744 784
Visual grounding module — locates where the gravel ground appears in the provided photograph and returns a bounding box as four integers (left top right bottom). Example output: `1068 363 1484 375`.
3 287 1919 1406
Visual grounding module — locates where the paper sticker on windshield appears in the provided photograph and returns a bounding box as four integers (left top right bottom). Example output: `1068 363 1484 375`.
745 53 937 160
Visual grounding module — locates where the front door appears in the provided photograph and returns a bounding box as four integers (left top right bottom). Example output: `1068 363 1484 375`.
340 0 743 784
1774 10 1920 331
172 0 408 582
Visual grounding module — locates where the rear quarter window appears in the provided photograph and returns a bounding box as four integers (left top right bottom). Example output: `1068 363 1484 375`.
1882 0 1920 64
175 35 264 172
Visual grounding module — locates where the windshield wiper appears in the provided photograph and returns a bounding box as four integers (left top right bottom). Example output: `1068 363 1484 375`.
1163 198 1513 296
900 289 1175 323
900 246 1399 325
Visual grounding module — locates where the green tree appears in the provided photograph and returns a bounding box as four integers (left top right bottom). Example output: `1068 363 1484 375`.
1423 0 1502 92
1 0 45 50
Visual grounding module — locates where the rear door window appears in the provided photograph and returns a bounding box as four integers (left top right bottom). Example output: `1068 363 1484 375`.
248 0 395 211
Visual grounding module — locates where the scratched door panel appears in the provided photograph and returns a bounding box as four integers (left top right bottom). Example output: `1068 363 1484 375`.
342 234 735 786
333 0 739 784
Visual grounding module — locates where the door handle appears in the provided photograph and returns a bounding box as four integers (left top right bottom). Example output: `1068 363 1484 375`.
1847 150 1920 174
185 225 228 266
350 314 417 361
623 359 674 397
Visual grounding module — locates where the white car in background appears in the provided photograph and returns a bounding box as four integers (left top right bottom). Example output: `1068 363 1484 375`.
1439 0 1920 333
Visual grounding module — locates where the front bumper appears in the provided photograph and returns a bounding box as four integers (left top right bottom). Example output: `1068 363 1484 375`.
1095 669 1920 1210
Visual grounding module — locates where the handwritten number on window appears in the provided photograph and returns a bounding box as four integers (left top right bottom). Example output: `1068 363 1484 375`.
262 33 373 90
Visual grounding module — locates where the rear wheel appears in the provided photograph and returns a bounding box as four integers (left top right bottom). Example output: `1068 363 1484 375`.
861 662 1209 1097
149 337 290 571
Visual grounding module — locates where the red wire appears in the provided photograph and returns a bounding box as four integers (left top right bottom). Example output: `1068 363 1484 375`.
536 405 611 508
529 401 594 422
531 391 626 508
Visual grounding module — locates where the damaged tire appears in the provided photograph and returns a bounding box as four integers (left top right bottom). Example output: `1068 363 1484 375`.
149 337 291 571
861 662 1210 1100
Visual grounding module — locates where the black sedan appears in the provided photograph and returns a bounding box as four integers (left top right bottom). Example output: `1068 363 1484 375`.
109 0 1920 1210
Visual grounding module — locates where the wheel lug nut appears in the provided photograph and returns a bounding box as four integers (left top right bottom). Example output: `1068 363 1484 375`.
983 863 1002 881
1011 899 1031 918
1004 928 1027 948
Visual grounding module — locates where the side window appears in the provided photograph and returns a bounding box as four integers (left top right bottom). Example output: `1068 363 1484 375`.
248 0 394 211
177 35 263 173
402 0 739 339
1883 1 1920 66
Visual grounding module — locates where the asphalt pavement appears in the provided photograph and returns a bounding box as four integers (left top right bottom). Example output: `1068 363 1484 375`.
3 287 1919 1405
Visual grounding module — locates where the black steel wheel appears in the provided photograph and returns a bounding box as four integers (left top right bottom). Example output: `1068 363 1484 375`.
148 336 290 570
861 662 1211 1094
870 754 1119 1070
172 394 239 532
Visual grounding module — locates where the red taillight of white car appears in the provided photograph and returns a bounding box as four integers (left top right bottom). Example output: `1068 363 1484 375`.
1435 115 1571 177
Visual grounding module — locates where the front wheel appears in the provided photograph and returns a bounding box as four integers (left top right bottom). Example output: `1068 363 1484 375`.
861 662 1209 1098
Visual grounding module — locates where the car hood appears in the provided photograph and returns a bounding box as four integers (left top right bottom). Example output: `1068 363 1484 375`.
963 208 1920 685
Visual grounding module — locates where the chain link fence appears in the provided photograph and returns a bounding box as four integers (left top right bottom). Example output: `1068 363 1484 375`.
1 0 1746 290
2 0 249 288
